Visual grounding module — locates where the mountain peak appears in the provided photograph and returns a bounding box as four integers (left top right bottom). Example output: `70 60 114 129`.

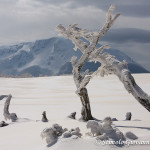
0 37 149 77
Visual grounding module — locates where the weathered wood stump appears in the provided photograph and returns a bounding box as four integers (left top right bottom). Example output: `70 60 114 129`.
126 112 132 120
42 111 48 122
3 94 18 122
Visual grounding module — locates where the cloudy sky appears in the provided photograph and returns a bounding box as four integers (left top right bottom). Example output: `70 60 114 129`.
0 0 150 71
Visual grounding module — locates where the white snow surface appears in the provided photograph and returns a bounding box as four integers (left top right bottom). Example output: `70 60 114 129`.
19 44 31 52
0 74 150 150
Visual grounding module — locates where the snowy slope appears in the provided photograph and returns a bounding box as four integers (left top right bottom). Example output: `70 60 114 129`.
0 74 150 150
0 37 149 77
0 37 81 76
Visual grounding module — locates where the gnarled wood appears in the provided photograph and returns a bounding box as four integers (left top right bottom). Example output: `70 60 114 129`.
56 5 120 121
56 5 150 118
79 88 93 121
91 52 150 112
57 4 150 117
3 94 18 122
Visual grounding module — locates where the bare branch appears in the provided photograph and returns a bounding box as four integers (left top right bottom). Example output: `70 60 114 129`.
90 45 110 59
98 5 120 40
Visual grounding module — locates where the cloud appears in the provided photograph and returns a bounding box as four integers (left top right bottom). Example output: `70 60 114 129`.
0 0 150 45
101 28 150 43
34 0 150 17
0 1 106 44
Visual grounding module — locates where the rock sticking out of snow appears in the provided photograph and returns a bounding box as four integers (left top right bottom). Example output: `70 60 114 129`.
41 111 48 122
0 121 9 127
68 112 76 119
41 124 64 146
87 117 127 143
41 127 58 146
63 131 72 138
71 127 82 137
86 120 102 136
102 117 125 141
62 127 82 138
52 124 64 136
125 131 138 140
112 118 118 121
126 112 132 120
41 124 82 146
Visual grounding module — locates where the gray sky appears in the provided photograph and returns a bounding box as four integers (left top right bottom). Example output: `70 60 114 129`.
0 0 150 71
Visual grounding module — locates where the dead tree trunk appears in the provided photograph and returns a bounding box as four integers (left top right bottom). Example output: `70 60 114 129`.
79 88 93 121
120 70 150 112
72 61 93 121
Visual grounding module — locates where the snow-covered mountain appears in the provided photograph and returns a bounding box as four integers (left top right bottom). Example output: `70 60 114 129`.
0 37 81 76
0 37 149 77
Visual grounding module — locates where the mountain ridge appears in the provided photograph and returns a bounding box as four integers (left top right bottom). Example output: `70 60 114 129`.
0 37 149 77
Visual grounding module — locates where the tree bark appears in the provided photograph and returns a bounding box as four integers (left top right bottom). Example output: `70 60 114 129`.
79 88 93 121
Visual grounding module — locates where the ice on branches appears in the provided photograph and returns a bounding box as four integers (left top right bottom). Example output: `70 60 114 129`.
56 5 150 119
56 5 121 121
56 5 120 92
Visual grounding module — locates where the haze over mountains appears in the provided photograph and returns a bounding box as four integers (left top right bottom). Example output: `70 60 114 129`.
0 37 149 77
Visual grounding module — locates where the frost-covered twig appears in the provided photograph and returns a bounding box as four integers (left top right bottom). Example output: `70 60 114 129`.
90 52 150 112
98 5 120 39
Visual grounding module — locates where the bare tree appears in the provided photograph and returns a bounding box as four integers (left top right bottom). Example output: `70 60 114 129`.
3 94 18 122
56 5 120 121
56 5 150 120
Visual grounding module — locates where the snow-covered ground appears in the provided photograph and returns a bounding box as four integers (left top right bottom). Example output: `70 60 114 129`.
0 74 150 150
